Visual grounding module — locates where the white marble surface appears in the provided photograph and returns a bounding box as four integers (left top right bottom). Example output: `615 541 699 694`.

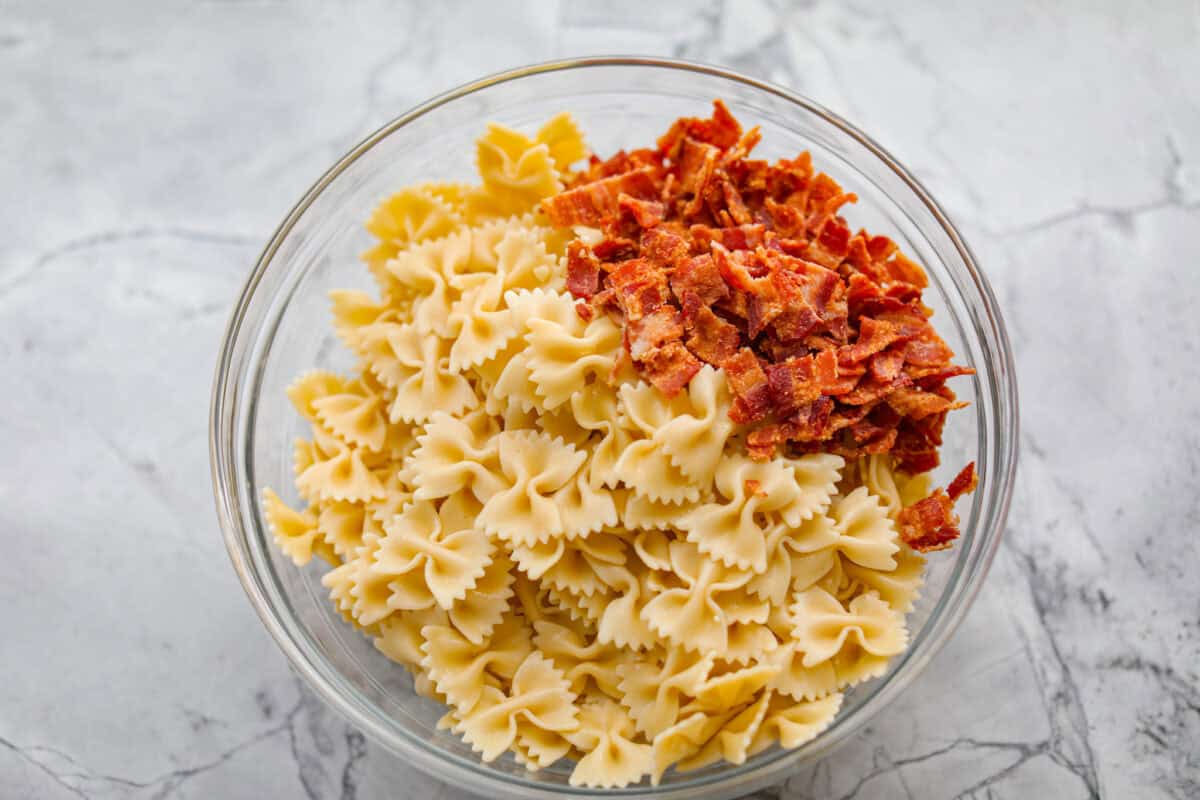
2 1 1198 798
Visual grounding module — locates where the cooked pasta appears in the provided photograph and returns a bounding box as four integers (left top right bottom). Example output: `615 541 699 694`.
263 113 956 788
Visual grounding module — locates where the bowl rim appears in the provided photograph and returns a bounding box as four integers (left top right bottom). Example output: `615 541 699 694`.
210 55 1019 798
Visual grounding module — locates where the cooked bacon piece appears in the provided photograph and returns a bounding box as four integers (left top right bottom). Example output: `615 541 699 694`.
787 396 835 441
898 462 977 552
566 240 601 300
670 254 728 306
884 251 928 288
541 167 659 227
947 462 978 502
628 306 683 361
690 223 766 252
898 491 959 552
575 300 594 321
640 225 689 266
724 348 772 423
608 258 669 320
658 99 743 158
766 355 821 415
680 292 741 365
592 236 639 263
639 340 701 397
838 317 910 365
886 386 966 419
841 373 909 406
870 347 907 383
619 193 665 228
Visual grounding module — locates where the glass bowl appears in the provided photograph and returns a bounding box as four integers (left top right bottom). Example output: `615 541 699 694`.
210 57 1018 799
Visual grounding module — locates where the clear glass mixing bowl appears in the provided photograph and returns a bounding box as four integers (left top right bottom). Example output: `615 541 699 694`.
210 57 1018 799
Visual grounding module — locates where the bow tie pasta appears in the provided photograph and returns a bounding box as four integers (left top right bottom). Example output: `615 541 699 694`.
262 109 973 788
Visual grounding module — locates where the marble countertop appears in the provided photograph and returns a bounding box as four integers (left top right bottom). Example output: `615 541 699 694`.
3 1 1197 798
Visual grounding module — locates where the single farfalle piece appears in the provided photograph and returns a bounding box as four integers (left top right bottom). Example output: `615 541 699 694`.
512 289 623 411
533 619 629 700
420 611 533 713
467 124 564 220
841 546 925 613
328 289 398 351
448 550 515 645
511 531 625 598
453 651 580 767
678 689 773 771
617 647 714 739
383 229 473 337
447 271 520 372
312 382 389 453
619 365 734 490
747 692 844 754
316 501 366 560
534 112 588 173
286 370 355 423
826 487 901 571
363 185 463 265
788 585 908 668
639 540 754 653
592 561 658 652
680 452 841 573
374 607 449 671
567 697 654 788
649 709 738 786
261 489 336 566
294 427 386 504
370 497 494 611
402 411 505 504
357 321 478 424
478 430 590 546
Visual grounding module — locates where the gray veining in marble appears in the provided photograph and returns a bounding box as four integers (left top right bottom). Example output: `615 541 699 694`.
2 1 1198 798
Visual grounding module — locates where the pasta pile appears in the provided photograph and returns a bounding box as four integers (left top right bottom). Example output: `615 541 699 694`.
264 115 937 787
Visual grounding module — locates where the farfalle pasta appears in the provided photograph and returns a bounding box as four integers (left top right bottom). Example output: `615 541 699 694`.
264 108 976 787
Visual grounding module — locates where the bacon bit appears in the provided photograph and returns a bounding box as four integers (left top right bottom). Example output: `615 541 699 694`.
619 193 666 228
670 254 729 306
566 240 601 300
680 292 741 365
546 100 972 485
744 479 766 497
591 236 639 263
724 348 772 424
898 492 959 552
639 340 701 397
946 462 978 502
870 347 907 383
898 462 978 552
628 306 683 361
575 300 594 321
690 223 766 252
886 386 966 419
838 317 910 365
640 225 689 266
541 167 659 227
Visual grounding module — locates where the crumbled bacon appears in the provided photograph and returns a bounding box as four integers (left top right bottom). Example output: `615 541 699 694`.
898 462 979 552
566 240 601 300
538 100 975 491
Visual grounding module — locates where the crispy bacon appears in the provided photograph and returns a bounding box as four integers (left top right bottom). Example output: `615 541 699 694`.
898 491 959 552
670 254 729 306
548 100 971 485
566 240 601 300
947 462 978 501
541 167 659 227
898 462 978 552
680 292 741 365
639 340 701 397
